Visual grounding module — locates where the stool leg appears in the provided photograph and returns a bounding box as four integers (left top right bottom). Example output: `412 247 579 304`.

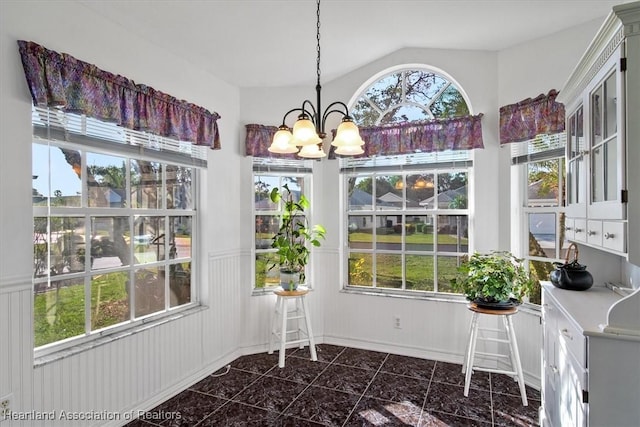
278 297 288 368
296 297 304 349
268 296 280 355
462 311 475 374
464 312 480 397
505 315 527 406
301 295 317 362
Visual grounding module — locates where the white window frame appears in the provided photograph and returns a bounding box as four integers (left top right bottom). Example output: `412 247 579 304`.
252 158 314 294
32 107 202 357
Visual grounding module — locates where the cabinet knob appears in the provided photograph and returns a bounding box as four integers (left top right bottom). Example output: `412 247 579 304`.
575 228 583 233
604 232 614 239
588 230 597 236
565 226 573 231
561 328 573 340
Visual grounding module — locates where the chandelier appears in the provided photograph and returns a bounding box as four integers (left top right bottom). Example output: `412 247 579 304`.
268 0 365 158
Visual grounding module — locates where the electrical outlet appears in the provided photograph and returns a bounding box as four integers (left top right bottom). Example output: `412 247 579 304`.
393 315 401 329
0 394 11 419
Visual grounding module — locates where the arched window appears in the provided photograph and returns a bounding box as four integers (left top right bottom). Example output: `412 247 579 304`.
351 68 470 126
342 66 472 295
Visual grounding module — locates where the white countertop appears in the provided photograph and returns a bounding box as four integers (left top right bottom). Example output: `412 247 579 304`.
542 282 625 336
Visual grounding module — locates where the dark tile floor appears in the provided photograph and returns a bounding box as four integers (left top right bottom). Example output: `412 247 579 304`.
125 344 540 426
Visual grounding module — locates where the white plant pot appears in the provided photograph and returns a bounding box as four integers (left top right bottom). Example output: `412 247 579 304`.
280 269 300 291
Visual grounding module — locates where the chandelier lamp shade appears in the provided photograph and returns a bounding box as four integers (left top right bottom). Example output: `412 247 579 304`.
268 0 365 158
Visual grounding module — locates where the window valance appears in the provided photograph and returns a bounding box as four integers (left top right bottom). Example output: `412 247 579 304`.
499 89 564 145
245 114 484 158
18 40 220 149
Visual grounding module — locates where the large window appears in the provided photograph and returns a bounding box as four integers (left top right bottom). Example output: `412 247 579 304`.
343 67 472 294
511 133 567 304
253 159 313 291
32 108 201 352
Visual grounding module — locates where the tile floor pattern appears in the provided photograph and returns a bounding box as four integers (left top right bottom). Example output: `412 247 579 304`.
125 345 540 426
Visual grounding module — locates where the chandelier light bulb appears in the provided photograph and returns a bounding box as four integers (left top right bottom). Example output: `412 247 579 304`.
334 144 364 156
298 143 327 158
332 119 363 147
268 127 298 154
292 117 322 146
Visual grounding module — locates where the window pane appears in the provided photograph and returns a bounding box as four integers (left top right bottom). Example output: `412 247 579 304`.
605 139 617 201
592 146 604 203
592 85 603 145
167 165 193 209
407 173 435 208
170 216 192 259
405 255 434 291
134 267 164 317
404 71 448 105
347 176 373 210
91 216 130 269
527 160 560 207
32 144 82 207
348 253 372 287
170 262 191 307
34 217 86 278
131 160 162 209
87 153 127 208
133 216 165 264
255 253 280 288
348 215 373 250
436 255 463 293
363 73 402 111
91 271 129 330
406 215 433 252
529 213 556 259
381 105 429 123
375 176 402 210
604 72 617 139
34 277 85 347
437 172 468 209
437 215 468 253
254 175 279 211
376 253 402 289
431 85 470 118
256 215 278 249
376 215 403 248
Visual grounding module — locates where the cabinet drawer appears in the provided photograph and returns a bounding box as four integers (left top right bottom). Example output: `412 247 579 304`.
587 220 602 246
564 218 575 241
602 221 626 253
557 311 586 368
573 219 587 243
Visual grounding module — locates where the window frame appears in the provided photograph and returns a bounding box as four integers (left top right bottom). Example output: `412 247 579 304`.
252 161 314 294
32 110 201 357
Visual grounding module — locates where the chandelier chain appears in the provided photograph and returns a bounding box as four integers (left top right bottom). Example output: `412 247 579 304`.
316 0 321 86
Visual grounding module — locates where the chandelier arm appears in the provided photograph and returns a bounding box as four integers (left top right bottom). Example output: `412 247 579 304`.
280 105 314 127
321 101 351 128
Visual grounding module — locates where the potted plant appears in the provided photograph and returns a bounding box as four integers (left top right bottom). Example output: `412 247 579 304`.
269 184 326 291
451 251 535 307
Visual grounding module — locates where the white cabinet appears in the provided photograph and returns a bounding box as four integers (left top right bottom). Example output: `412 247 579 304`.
558 2 640 258
541 284 640 427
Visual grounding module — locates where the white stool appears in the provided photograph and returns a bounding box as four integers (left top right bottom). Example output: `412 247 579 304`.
268 288 317 368
462 303 528 406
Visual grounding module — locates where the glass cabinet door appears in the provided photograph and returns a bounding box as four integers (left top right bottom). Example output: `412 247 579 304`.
591 71 618 204
566 106 586 215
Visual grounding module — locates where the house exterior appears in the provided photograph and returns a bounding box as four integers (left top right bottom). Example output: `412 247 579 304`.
1 2 638 426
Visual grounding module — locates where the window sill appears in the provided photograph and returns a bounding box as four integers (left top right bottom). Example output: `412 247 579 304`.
34 304 208 368
340 287 541 314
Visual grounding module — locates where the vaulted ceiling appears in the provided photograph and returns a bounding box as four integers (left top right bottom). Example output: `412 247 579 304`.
77 0 630 88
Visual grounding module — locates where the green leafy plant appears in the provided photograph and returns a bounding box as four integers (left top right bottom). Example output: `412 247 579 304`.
269 184 326 284
451 251 535 304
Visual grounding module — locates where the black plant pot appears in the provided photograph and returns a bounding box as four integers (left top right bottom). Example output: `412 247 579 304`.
472 297 520 310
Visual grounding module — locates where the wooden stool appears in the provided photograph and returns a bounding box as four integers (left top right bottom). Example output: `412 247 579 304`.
268 288 317 368
462 303 528 406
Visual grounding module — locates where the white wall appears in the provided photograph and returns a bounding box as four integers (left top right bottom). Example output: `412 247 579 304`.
0 1 248 426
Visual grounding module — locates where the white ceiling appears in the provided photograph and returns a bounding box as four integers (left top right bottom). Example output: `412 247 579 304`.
77 0 629 88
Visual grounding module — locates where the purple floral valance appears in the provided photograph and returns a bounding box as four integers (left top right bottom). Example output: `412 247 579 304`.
499 89 564 145
245 114 484 158
353 114 484 158
18 40 221 149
